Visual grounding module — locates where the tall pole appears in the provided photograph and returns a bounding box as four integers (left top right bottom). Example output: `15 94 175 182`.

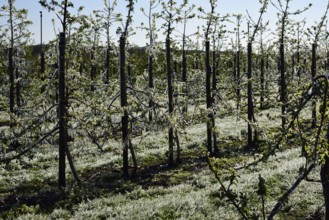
120 36 129 178
58 32 67 189
8 48 14 113
40 11 45 75
206 41 212 154
40 11 43 47
280 43 286 130
247 42 253 148
166 38 174 166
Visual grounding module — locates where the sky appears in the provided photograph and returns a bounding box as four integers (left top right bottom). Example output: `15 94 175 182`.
8 0 329 47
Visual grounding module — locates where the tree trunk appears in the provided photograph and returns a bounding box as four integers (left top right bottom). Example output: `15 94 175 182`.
321 156 329 220
40 49 45 94
148 55 154 121
326 50 329 71
175 129 181 164
15 64 20 108
297 50 300 85
129 139 137 177
233 52 237 81
266 54 269 92
247 42 254 148
195 55 199 70
105 46 110 84
40 11 45 76
311 43 317 129
58 32 67 189
182 47 187 112
8 48 14 113
212 49 218 154
90 46 96 91
127 63 132 84
205 41 212 155
166 38 174 166
291 54 295 78
260 55 265 109
322 126 329 220
120 36 129 178
236 50 241 111
280 43 286 130
40 52 45 75
212 50 217 101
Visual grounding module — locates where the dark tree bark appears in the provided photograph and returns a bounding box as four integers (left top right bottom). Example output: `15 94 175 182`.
280 43 286 130
148 55 154 121
105 46 110 84
233 52 236 81
166 38 174 166
212 48 219 154
40 52 45 74
174 60 177 75
321 125 329 220
175 129 181 164
58 32 67 189
311 43 317 129
15 64 20 108
321 158 329 220
205 41 212 154
90 45 96 91
129 139 137 177
8 48 14 113
247 42 254 148
8 0 15 113
296 50 301 84
266 54 270 92
127 63 132 84
212 50 217 100
236 50 241 110
120 36 129 178
40 11 45 76
291 53 295 77
326 51 329 71
182 48 187 112
195 55 199 70
260 55 265 109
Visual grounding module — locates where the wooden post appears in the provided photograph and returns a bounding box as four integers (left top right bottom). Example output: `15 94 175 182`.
58 32 67 189
212 49 217 100
15 60 20 108
260 55 265 109
247 42 253 148
148 55 154 121
182 53 187 82
182 46 187 111
205 41 212 154
326 51 329 71
321 126 329 220
212 47 218 153
40 11 45 75
8 48 14 113
120 36 129 177
280 43 286 130
236 50 241 110
105 46 110 84
166 38 174 166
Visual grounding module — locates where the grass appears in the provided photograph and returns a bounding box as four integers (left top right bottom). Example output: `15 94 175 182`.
0 98 326 219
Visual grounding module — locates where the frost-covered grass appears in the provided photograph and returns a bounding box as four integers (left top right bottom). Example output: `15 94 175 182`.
0 103 325 219
9 147 323 220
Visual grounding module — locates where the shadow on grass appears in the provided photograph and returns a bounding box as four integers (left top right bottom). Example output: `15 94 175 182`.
0 137 259 217
0 151 208 217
